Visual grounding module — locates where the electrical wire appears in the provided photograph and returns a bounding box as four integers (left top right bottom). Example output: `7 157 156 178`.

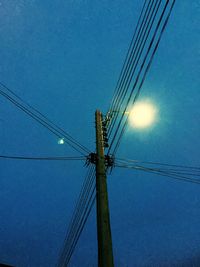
60 166 94 255
57 167 95 266
0 155 86 161
106 0 159 131
116 163 200 176
108 0 170 151
115 160 200 185
57 165 96 267
105 0 176 157
111 0 176 156
64 188 96 266
108 0 160 136
116 158 200 171
0 82 91 156
107 0 148 120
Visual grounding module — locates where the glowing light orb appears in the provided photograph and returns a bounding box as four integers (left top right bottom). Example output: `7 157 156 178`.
58 138 65 145
129 101 157 128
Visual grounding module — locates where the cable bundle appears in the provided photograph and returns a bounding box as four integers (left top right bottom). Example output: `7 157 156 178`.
106 0 176 156
0 155 85 161
115 158 200 185
0 82 90 156
57 165 96 267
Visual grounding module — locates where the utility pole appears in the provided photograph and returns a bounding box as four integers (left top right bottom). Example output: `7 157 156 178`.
95 110 114 267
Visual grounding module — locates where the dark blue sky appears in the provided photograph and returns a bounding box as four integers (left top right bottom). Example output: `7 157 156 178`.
0 1 200 266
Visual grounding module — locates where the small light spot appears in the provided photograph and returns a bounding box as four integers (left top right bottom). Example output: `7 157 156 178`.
58 138 65 145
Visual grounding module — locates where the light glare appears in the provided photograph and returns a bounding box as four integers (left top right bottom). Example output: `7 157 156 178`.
58 138 65 145
129 101 157 128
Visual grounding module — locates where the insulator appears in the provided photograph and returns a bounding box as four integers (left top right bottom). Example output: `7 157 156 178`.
103 132 108 137
104 155 114 167
102 121 107 127
88 153 97 164
102 126 107 132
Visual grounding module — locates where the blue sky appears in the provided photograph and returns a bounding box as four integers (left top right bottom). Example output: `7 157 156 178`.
0 1 200 266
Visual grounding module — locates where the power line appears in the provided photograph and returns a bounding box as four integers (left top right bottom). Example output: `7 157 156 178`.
0 155 86 161
105 0 176 156
116 157 200 170
108 0 172 153
115 162 200 185
107 0 160 135
107 0 148 119
0 82 91 156
115 163 200 177
60 166 95 255
106 0 160 132
0 88 88 155
111 0 176 156
64 188 96 266
57 167 95 266
57 165 96 267
115 158 200 177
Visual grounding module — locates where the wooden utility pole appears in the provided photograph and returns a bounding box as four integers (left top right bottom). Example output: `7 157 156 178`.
95 110 114 267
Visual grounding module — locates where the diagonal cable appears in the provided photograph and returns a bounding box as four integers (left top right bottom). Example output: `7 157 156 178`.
115 161 200 185
109 0 176 156
57 165 96 267
0 155 86 161
0 82 90 155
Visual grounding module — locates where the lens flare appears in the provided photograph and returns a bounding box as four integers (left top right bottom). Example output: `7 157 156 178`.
129 101 157 128
58 138 65 144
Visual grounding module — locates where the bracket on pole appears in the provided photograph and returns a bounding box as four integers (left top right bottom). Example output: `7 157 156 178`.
86 153 114 170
